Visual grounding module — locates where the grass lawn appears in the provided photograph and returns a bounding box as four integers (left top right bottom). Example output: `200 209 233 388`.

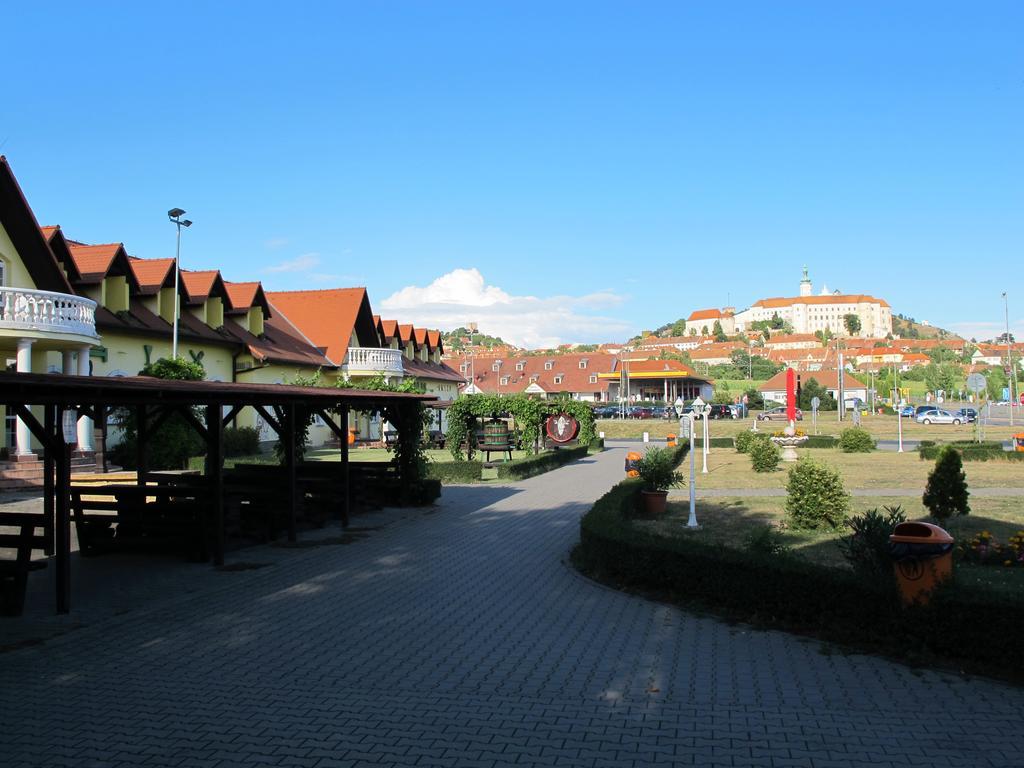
597 413 1020 443
685 446 1024 490
636 495 1024 594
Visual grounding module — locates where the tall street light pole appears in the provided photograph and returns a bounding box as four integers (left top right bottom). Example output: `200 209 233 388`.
1004 292 1014 427
167 208 192 359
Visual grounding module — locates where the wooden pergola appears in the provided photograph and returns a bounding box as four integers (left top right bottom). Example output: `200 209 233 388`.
0 371 436 614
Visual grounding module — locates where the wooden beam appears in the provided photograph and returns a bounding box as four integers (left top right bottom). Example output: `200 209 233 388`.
252 404 282 436
55 410 72 614
146 405 178 436
8 403 58 454
315 408 347 442
221 405 242 427
136 405 148 487
43 405 55 556
174 405 209 442
206 404 224 566
339 404 350 527
284 403 297 543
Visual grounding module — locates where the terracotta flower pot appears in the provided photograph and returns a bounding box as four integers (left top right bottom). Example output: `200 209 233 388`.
640 489 668 517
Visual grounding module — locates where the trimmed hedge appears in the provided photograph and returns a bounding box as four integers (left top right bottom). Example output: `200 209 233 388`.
576 459 1024 683
919 445 1022 462
425 461 485 483
496 445 590 480
693 436 736 449
804 435 839 448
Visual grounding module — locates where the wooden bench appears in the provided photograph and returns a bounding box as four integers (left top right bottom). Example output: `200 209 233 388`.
70 482 210 560
0 513 49 616
224 463 346 541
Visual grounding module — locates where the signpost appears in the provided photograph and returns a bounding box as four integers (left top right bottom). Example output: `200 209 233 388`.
674 398 698 529
811 395 820 435
967 373 987 444
692 396 711 474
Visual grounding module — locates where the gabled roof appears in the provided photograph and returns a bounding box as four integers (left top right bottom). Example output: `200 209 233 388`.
413 328 429 349
753 294 891 309
224 281 271 316
398 324 415 346
64 239 141 291
378 318 399 342
40 225 83 283
180 269 230 306
687 308 729 322
0 157 74 293
759 369 865 391
265 287 379 366
128 257 176 294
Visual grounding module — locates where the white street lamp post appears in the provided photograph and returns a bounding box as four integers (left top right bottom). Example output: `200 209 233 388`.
1004 292 1014 427
167 208 192 360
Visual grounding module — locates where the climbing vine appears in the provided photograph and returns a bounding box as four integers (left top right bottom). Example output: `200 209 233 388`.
445 394 596 461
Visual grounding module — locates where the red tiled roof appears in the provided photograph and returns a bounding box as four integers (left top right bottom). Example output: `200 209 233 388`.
40 225 59 239
687 308 726 322
378 319 399 341
754 295 891 309
129 257 175 293
413 328 428 347
224 281 260 310
266 288 373 365
180 270 222 302
759 369 865 391
398 324 415 345
67 242 122 281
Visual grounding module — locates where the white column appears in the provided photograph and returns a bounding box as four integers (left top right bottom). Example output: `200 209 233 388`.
62 349 75 374
15 339 33 456
76 345 94 451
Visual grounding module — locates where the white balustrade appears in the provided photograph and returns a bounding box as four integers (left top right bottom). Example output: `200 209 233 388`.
0 286 98 338
343 347 404 376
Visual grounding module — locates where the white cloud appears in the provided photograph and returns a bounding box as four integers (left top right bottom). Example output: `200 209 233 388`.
264 237 290 250
380 268 631 348
265 253 320 274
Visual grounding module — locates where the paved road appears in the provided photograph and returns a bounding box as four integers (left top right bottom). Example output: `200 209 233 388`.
2 447 1023 767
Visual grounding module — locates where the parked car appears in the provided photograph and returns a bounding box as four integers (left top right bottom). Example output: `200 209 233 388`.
628 405 654 419
915 405 936 419
900 405 915 418
956 407 977 423
915 408 962 425
758 406 803 422
591 405 619 419
708 404 737 420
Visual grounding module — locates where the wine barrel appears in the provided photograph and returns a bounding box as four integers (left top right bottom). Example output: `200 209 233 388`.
481 419 511 448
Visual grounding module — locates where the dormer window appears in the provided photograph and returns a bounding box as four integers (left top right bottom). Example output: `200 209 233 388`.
500 376 509 385
544 361 553 370
589 374 598 384
530 374 539 383
579 359 588 369
492 361 502 372
460 363 468 373
554 375 564 385
516 362 525 371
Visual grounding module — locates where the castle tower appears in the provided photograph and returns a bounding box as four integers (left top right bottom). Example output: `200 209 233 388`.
799 266 812 297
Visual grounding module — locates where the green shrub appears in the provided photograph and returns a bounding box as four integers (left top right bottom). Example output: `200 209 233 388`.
224 426 261 457
734 430 765 454
918 444 1021 462
785 458 849 529
749 437 781 472
804 435 839 449
496 445 589 480
424 461 483 483
635 446 684 491
839 427 875 453
744 525 791 556
836 505 907 591
693 436 736 449
922 446 970 524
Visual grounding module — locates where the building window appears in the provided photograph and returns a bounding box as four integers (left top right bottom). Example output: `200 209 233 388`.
0 260 5 287
492 361 501 372
516 362 525 371
579 360 588 369
500 376 510 385
554 375 563 384
544 361 553 370
530 375 539 383
589 374 597 384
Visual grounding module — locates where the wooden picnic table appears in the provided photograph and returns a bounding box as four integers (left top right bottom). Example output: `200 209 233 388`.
70 480 211 561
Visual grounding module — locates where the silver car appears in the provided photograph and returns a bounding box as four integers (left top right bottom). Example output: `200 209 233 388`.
915 408 962 425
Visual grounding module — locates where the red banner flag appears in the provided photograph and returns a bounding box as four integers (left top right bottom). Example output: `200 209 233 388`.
786 368 796 423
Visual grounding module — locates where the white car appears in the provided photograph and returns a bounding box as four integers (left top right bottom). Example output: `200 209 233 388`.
915 408 962 425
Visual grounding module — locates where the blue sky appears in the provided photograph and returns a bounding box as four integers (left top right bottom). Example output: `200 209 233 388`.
3 2 1021 346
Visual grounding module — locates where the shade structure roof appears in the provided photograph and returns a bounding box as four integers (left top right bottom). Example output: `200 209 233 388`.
0 371 436 408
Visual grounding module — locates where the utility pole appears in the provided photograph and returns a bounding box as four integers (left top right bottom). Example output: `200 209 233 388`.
1004 293 1015 427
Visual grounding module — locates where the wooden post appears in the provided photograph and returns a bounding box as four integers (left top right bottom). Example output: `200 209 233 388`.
206 404 224 566
55 409 72 615
43 405 55 556
136 404 148 486
284 403 297 543
339 405 350 526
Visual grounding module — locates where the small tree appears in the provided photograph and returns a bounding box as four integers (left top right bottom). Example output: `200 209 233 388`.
712 320 727 342
922 446 970 524
786 458 849 529
799 377 836 411
749 438 781 472
843 313 862 336
839 427 874 453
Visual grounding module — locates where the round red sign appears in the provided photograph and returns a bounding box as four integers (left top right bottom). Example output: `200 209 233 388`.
545 413 579 443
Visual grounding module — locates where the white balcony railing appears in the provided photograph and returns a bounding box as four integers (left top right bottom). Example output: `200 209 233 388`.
0 286 98 338
343 346 404 376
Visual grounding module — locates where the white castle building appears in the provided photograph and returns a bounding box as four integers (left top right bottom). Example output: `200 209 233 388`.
733 268 892 337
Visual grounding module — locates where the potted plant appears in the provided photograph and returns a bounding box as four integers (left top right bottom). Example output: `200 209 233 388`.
636 446 685 517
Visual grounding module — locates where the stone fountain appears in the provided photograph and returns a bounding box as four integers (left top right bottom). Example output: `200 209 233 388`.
771 424 808 462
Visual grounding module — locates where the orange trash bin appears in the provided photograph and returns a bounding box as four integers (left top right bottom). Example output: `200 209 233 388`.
666 434 677 448
624 451 642 478
889 522 954 605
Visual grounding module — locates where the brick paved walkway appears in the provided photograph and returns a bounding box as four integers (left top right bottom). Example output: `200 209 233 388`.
2 447 1023 767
